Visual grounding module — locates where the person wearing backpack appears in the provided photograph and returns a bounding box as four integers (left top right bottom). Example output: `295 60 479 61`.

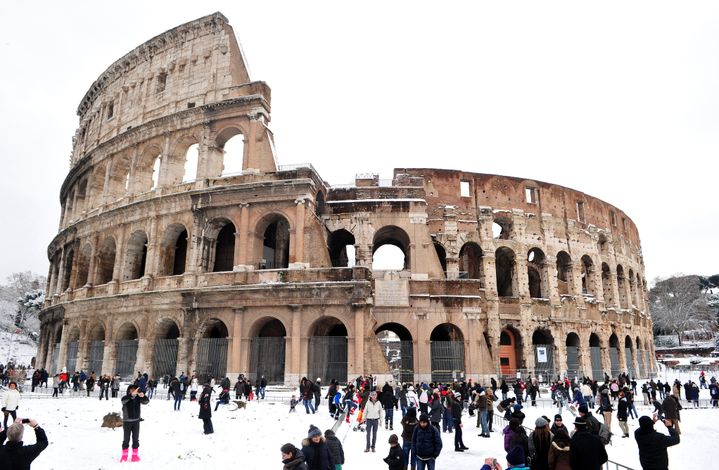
569 417 607 470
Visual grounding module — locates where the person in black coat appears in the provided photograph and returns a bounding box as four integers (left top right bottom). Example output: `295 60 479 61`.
198 385 213 435
634 416 679 470
301 425 334 470
324 429 344 467
281 443 309 470
384 434 406 470
412 413 443 469
569 417 607 470
120 384 149 462
0 418 48 470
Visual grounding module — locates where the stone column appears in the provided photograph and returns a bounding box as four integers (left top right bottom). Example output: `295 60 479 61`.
113 228 126 282
288 307 302 385
292 198 306 267
515 255 529 300
87 235 100 287
145 218 159 276
230 308 245 375
235 203 250 268
77 321 89 370
56 248 66 294
56 321 69 373
554 328 567 378
134 338 150 374
545 256 560 306
600 346 611 380
354 307 364 376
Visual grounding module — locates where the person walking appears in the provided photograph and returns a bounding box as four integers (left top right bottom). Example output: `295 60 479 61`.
617 391 629 438
198 384 213 435
412 413 442 470
401 407 418 470
528 417 551 470
384 434 406 470
302 425 334 470
569 417 607 470
634 415 680 470
450 391 468 452
324 429 344 470
661 393 681 435
363 391 383 452
120 384 149 462
597 389 613 431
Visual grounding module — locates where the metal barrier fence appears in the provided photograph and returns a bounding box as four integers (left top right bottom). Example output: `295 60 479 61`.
430 341 465 383
308 336 348 384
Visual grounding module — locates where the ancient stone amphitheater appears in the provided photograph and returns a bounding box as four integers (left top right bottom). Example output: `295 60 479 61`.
37 13 656 385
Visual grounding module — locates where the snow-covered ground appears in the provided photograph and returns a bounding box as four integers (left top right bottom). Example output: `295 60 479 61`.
2 376 718 470
0 329 37 366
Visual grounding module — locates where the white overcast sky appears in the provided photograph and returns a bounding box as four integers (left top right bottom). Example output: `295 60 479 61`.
0 1 717 284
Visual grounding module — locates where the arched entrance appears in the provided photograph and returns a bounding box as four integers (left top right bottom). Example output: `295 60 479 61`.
565 333 581 379
430 324 465 383
532 329 554 378
375 323 414 384
196 319 229 383
609 334 620 378
115 323 139 379
328 229 356 267
458 242 483 281
249 318 286 384
308 318 348 384
65 328 80 373
625 336 635 377
152 319 180 379
499 327 522 377
589 333 603 380
87 324 105 375
260 215 290 269
372 225 410 270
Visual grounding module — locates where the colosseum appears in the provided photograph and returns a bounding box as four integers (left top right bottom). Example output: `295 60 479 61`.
37 12 656 386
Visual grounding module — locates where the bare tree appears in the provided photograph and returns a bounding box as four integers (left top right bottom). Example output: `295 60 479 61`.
649 275 716 346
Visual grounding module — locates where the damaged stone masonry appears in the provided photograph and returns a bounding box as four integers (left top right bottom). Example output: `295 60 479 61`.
37 12 656 386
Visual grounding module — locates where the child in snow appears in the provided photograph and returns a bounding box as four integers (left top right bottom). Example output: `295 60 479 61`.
120 384 149 462
290 395 298 413
384 434 405 470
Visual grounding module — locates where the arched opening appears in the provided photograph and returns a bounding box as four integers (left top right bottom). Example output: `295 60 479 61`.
219 131 245 176
65 328 80 373
609 334 620 378
616 265 628 308
532 329 555 378
213 222 236 272
458 242 483 281
75 243 92 288
328 229 356 268
581 255 597 296
152 319 180 379
87 324 105 375
601 263 614 306
124 231 148 281
597 233 609 256
61 248 74 291
589 333 603 380
108 154 132 199
499 327 523 377
433 241 447 275
260 216 290 269
430 323 465 383
492 214 512 240
196 319 229 383
182 143 199 183
495 247 516 297
625 336 635 377
115 323 139 379
64 190 75 225
249 318 287 384
556 251 573 296
308 318 348 384
566 333 581 378
376 323 414 383
89 161 107 208
372 225 410 271
150 155 162 190
95 237 116 285
160 225 188 276
527 248 547 298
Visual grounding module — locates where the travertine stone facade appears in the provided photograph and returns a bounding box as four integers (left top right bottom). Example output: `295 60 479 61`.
38 13 656 385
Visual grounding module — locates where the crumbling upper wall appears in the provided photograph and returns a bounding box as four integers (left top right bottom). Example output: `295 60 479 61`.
70 12 257 165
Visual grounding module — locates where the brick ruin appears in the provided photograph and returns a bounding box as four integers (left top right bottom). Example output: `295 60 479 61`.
37 12 656 385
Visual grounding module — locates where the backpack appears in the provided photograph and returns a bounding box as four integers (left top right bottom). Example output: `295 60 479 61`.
598 423 612 445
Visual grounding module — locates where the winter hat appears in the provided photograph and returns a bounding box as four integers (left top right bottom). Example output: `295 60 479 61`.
639 416 654 431
454 391 462 399
554 414 563 421
388 434 399 445
535 417 548 428
573 416 588 427
419 413 430 423
308 425 322 439
513 404 523 412
281 443 298 456
578 404 589 414
479 390 486 396
506 445 526 466
408 385 414 391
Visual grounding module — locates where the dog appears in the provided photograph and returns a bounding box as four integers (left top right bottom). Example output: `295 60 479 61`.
101 412 123 429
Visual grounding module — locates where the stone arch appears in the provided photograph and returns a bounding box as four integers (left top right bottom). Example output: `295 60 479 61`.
86 321 106 375
609 333 620 378
115 322 139 379
256 213 291 269
88 160 108 208
433 241 447 276
216 126 246 176
565 332 581 378
375 322 414 383
75 178 89 216
107 153 132 199
616 265 628 308
556 251 573 296
123 230 148 280
308 316 348 384
527 247 548 298
589 332 603 380
152 317 181 379
581 255 598 297
492 212 513 240
532 328 555 377
430 323 465 383
248 317 287 384
597 233 609 257
75 242 93 288
328 229 356 268
601 263 614 306
458 242 483 281
134 142 164 193
213 220 236 272
499 326 523 377
373 225 411 271
196 318 230 383
495 247 517 297
159 223 189 276
168 134 201 184
95 236 116 285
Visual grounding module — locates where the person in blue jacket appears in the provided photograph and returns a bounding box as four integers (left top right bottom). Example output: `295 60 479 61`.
411 413 442 470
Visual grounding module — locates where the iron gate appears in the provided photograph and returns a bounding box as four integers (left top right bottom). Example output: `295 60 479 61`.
534 344 554 377
609 347 620 378
65 341 79 373
116 340 138 379
308 336 347 384
399 340 414 384
88 341 104 375
249 337 286 383
566 346 580 378
430 341 464 383
152 339 179 379
195 338 228 384
51 343 60 374
625 347 635 377
590 346 603 381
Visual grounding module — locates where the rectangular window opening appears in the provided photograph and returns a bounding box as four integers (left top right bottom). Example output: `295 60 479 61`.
622 217 627 231
106 102 114 120
525 187 538 204
156 72 167 93
576 201 585 223
610 210 617 226
460 181 471 198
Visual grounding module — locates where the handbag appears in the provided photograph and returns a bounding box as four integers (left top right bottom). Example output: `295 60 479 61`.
496 403 505 413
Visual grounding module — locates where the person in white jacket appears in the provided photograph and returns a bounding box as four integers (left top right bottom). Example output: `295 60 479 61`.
406 386 419 409
2 381 21 429
363 391 383 453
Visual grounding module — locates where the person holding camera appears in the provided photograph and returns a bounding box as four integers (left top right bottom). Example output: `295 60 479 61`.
120 384 149 462
0 417 48 469
634 415 680 470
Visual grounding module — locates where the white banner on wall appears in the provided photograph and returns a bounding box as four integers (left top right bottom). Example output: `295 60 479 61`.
537 346 548 363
